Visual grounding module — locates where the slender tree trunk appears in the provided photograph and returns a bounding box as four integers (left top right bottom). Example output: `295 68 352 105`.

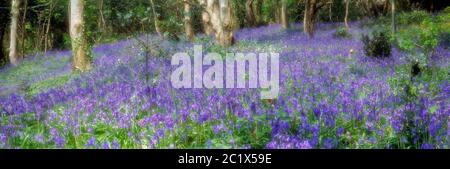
45 15 52 52
280 0 289 29
329 1 332 22
97 0 106 33
94 0 105 43
304 0 315 38
344 0 350 29
149 0 163 38
245 0 256 27
304 0 324 38
70 0 91 71
391 0 396 34
183 0 195 41
274 1 281 24
254 0 262 25
44 1 55 52
9 0 21 66
20 0 27 57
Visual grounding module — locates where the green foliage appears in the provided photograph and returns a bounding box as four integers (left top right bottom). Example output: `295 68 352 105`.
0 52 71 96
26 74 72 97
261 0 299 24
155 111 272 149
439 32 450 49
231 0 247 28
397 14 448 63
437 8 450 49
361 30 392 58
190 3 205 34
160 17 183 41
397 10 430 25
359 15 390 28
417 19 440 53
333 26 352 39
388 62 449 103
18 0 70 53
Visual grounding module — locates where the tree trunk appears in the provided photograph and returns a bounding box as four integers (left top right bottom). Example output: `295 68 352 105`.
280 0 289 29
304 0 323 38
70 0 91 71
20 0 27 57
254 0 262 25
391 0 396 34
329 0 332 22
219 0 234 46
184 0 195 41
344 0 350 29
245 0 256 27
304 0 315 38
97 0 106 33
149 0 163 38
199 0 215 35
208 0 234 46
274 1 281 24
358 0 389 17
9 0 21 66
44 1 55 52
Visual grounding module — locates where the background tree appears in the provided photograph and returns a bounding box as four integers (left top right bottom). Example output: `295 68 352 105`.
328 0 333 21
97 0 106 33
199 0 214 35
149 0 163 38
357 0 389 17
281 0 289 28
344 0 349 29
254 0 263 25
274 0 281 24
183 0 195 40
9 0 21 66
206 0 235 46
70 0 91 71
391 0 396 34
245 0 256 27
304 0 327 38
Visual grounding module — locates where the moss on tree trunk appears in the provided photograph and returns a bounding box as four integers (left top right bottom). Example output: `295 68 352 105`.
70 0 91 72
